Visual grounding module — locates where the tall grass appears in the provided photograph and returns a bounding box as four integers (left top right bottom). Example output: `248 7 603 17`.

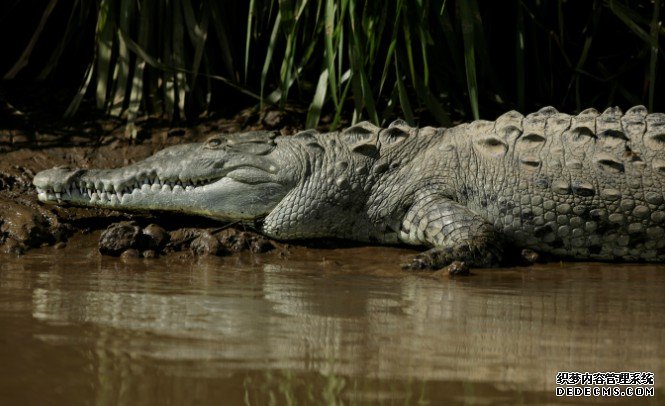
4 0 665 132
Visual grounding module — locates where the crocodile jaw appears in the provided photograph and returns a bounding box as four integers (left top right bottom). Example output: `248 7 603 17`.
33 166 290 221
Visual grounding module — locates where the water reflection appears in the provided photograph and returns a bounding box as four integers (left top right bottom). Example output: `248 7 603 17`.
1 240 664 403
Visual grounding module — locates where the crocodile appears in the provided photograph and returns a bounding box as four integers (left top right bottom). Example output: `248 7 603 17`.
33 106 665 268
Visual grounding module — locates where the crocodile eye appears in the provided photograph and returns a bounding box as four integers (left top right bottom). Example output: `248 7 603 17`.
205 137 223 149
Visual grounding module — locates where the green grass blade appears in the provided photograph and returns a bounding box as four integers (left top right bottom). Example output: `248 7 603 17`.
459 0 479 119
163 4 175 118
65 56 96 117
244 0 257 82
279 31 296 108
109 30 129 116
306 68 329 128
324 0 339 107
608 0 654 45
437 10 463 84
401 12 417 90
379 38 397 96
209 2 235 78
110 0 133 116
38 0 83 80
331 69 352 129
95 0 114 111
378 2 402 96
3 0 58 79
173 0 187 119
394 56 414 125
126 0 151 138
411 2 431 88
182 0 210 90
261 11 282 106
348 0 378 124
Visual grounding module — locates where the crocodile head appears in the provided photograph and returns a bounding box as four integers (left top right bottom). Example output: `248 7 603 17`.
34 121 422 240
33 131 301 221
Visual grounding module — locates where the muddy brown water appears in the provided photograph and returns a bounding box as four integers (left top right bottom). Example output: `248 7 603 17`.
0 233 663 405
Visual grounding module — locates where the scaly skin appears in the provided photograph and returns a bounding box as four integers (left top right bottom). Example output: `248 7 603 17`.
33 106 665 268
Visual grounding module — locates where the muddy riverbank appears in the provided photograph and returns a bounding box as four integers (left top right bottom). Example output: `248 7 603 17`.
0 94 308 258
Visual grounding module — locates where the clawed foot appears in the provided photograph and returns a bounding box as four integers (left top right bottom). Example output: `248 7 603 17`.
401 239 503 272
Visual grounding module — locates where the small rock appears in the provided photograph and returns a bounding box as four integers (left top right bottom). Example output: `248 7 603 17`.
250 237 275 253
231 232 251 252
99 221 142 256
0 197 53 248
261 110 285 128
120 248 141 259
447 261 470 276
2 238 24 255
143 223 169 250
168 128 186 137
521 248 541 264
168 228 203 251
53 242 67 250
190 231 224 256
142 250 157 259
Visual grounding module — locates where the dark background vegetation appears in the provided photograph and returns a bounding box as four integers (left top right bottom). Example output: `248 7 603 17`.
1 0 664 132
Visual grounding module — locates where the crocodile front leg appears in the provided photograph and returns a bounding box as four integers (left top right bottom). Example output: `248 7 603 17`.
400 193 504 270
